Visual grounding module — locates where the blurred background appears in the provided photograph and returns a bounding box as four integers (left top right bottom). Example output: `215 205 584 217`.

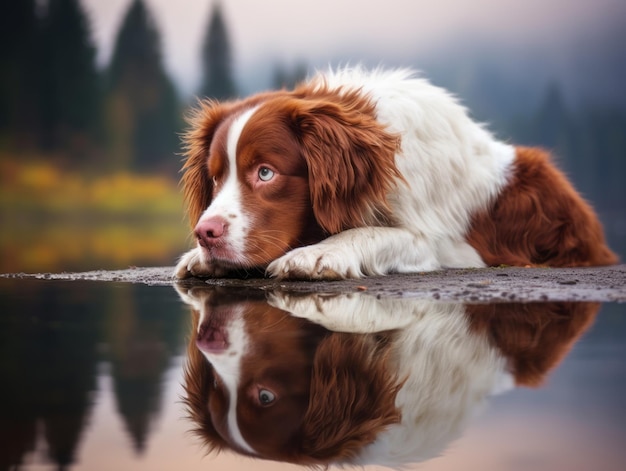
1 0 625 274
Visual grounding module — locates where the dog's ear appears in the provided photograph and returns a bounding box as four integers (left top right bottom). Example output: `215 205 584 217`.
298 333 401 463
288 96 402 234
181 100 233 228
182 309 229 453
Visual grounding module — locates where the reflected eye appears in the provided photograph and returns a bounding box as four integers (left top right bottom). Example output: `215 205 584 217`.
258 389 276 405
258 167 274 182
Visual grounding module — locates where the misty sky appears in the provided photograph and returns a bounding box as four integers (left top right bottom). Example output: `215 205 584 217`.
81 0 625 96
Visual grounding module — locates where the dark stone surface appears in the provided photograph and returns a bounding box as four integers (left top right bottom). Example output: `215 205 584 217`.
3 265 625 303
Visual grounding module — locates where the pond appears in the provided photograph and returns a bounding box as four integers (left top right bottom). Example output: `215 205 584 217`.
1 278 625 471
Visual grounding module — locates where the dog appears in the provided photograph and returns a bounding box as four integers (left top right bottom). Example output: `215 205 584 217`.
175 67 617 279
177 285 599 467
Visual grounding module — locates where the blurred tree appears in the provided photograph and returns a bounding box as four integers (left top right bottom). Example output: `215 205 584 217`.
38 0 101 157
0 0 40 149
579 109 626 209
531 83 573 150
106 0 180 173
515 83 584 184
507 82 626 212
198 2 237 100
272 62 308 90
104 285 184 454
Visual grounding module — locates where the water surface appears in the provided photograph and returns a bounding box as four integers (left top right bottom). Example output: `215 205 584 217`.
0 279 625 471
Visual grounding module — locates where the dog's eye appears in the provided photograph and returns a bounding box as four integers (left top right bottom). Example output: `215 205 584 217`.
258 167 274 182
258 389 276 405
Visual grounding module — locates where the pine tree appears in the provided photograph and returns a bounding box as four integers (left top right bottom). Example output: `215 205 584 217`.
532 83 572 150
198 3 237 100
272 62 308 90
38 0 100 155
0 0 41 148
106 0 180 173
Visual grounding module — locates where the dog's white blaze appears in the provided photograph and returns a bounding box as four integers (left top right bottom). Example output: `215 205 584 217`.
197 107 258 258
227 107 257 166
199 307 257 455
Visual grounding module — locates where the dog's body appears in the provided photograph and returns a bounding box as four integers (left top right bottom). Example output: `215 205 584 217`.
176 67 616 279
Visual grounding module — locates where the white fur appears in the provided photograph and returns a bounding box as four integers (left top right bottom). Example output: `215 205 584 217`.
179 286 514 467
200 107 256 254
175 286 257 455
270 291 513 467
175 108 258 278
356 302 510 468
177 67 516 279
203 309 256 455
268 67 515 279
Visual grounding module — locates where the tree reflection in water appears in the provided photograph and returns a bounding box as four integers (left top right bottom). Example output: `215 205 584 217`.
177 285 597 468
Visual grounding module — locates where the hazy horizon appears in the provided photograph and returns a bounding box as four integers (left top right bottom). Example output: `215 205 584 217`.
81 0 626 98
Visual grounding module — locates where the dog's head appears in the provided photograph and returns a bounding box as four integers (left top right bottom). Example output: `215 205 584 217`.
180 80 400 272
177 286 401 465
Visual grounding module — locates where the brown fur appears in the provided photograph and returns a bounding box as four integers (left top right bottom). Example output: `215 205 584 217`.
181 93 278 229
299 333 402 462
182 290 323 456
467 301 600 386
467 147 618 267
179 85 401 268
182 288 401 465
181 81 616 278
182 287 601 466
286 83 402 233
182 100 234 230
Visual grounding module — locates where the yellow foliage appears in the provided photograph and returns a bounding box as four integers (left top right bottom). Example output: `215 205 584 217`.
0 155 184 217
0 219 190 273
0 155 191 272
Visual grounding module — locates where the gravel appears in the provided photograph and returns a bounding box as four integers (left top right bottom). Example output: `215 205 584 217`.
3 264 625 303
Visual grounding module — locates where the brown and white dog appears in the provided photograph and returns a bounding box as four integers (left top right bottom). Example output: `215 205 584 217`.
177 286 599 467
175 67 617 279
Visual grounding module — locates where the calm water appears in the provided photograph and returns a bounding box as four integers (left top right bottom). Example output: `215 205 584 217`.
1 279 625 471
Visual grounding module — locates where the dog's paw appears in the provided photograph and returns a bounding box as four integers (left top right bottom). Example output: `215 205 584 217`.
269 291 325 316
174 248 228 279
268 292 342 320
266 245 362 280
268 292 343 328
268 291 413 333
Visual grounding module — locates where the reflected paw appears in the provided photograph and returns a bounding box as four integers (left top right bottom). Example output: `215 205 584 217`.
268 291 341 319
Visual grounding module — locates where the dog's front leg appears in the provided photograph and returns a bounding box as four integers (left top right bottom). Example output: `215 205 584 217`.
268 292 421 332
266 227 441 280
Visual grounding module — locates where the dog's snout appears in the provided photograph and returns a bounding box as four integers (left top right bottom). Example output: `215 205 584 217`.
196 325 229 353
195 217 228 248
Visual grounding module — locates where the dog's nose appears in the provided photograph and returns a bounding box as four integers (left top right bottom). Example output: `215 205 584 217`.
196 325 229 353
195 216 228 248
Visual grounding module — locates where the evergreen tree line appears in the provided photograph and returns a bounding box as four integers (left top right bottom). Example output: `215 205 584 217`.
0 0 238 175
1 1 623 210
507 84 626 211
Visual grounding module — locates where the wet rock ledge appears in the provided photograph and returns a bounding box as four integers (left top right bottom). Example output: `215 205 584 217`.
2 264 625 303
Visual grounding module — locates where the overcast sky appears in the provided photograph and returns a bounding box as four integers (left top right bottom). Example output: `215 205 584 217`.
81 0 626 96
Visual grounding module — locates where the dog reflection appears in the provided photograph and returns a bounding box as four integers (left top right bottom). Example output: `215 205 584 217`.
176 285 400 464
176 285 598 467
